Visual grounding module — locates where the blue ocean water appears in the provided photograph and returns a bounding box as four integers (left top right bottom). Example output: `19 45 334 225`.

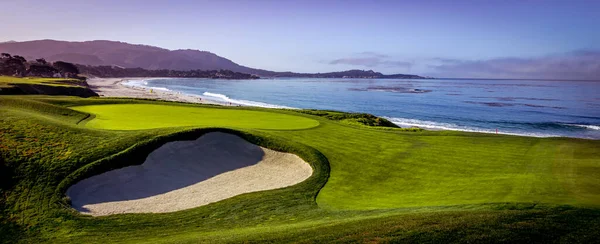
124 78 600 139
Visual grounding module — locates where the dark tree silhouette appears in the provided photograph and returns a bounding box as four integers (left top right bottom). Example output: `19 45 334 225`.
76 64 259 79
27 64 58 78
53 61 79 75
12 55 26 63
0 56 27 76
35 58 47 65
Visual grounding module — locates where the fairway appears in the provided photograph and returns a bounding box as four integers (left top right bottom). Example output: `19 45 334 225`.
73 104 319 130
269 126 600 209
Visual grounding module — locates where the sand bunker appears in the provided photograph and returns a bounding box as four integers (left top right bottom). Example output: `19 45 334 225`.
67 132 313 216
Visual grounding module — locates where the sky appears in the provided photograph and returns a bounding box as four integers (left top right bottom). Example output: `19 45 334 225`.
1 0 599 79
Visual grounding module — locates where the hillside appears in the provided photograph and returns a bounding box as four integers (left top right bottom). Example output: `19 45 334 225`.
0 40 427 78
0 40 261 73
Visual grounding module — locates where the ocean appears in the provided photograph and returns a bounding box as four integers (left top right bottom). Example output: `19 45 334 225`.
123 78 600 139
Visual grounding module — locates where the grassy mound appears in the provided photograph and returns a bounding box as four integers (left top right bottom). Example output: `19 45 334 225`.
1 95 599 243
298 109 401 128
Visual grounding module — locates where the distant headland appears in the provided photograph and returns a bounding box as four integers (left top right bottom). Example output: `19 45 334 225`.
0 40 429 79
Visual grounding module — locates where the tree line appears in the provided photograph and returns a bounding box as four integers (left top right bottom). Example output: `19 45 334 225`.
76 65 259 79
0 53 81 79
0 52 259 80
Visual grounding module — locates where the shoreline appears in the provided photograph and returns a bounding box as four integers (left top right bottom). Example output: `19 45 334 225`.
86 77 598 139
87 77 232 106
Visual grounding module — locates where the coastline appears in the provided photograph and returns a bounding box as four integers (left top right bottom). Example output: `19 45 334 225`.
87 77 230 106
87 77 298 109
86 77 599 139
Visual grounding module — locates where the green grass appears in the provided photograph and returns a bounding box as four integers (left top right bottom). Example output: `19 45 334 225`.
0 76 85 88
1 95 599 243
272 126 600 210
73 101 600 210
72 104 320 130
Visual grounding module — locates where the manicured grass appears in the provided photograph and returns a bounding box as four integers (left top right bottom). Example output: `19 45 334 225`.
1 95 599 243
73 104 320 130
75 101 600 210
270 125 600 209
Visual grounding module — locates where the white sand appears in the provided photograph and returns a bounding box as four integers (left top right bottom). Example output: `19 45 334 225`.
87 77 227 105
66 132 313 216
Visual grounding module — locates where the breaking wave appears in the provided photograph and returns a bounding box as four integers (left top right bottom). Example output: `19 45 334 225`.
565 124 600 130
384 117 562 138
202 92 297 109
122 79 171 92
122 80 294 109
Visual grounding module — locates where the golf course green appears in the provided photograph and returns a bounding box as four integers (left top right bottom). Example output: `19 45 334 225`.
73 104 320 130
1 95 599 243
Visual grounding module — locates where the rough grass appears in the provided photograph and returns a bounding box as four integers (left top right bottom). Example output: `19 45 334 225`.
1 95 599 243
298 109 400 128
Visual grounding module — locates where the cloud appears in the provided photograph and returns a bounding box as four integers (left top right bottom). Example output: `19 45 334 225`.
429 50 600 80
431 57 463 64
329 52 412 69
330 57 382 67
357 51 390 58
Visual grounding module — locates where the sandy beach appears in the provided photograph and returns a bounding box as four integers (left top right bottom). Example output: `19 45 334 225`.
87 77 228 106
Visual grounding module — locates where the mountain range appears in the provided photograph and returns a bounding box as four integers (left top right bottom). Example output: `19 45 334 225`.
0 40 426 78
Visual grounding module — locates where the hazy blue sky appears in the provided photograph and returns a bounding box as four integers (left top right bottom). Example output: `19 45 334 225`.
1 0 599 78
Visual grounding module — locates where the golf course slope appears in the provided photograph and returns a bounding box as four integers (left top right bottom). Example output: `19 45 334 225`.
67 132 312 216
1 96 600 243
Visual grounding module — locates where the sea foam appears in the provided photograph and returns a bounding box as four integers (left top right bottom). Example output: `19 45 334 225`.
384 117 561 138
565 124 600 130
122 79 173 91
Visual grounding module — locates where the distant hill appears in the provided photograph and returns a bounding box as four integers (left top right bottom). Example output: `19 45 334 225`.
0 40 427 79
279 69 427 79
0 40 265 73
